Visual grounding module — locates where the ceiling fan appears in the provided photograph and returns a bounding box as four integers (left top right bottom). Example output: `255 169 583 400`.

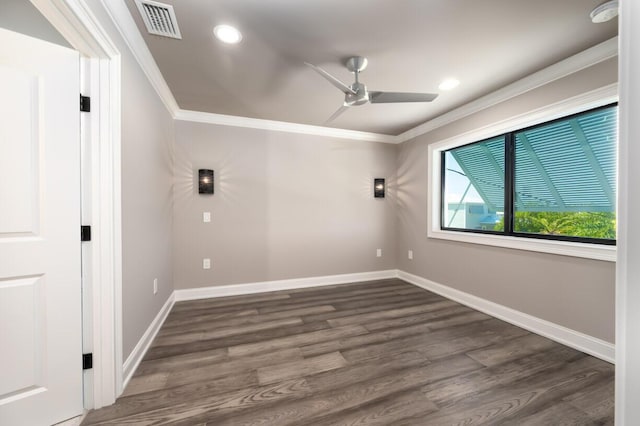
305 56 438 123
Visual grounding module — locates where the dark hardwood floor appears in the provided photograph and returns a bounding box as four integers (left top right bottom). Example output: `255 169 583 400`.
82 278 614 425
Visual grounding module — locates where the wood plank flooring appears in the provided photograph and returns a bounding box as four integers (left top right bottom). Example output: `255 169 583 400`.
82 278 614 425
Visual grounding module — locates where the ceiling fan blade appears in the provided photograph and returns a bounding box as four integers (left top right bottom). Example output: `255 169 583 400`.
325 105 349 124
305 62 356 95
369 91 438 103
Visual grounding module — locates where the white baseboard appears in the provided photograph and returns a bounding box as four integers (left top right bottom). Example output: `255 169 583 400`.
121 270 395 389
397 270 615 363
55 412 86 426
122 268 613 392
122 293 175 390
174 270 398 302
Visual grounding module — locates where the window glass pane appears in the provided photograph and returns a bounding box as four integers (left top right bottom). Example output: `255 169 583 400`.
514 106 617 239
443 136 505 231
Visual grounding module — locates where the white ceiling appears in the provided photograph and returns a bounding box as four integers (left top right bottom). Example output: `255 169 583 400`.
125 0 617 135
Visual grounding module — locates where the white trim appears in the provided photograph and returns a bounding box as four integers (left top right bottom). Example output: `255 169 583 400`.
97 1 395 143
54 413 86 426
122 294 175 390
32 0 124 410
174 110 396 143
397 270 615 363
427 230 616 262
426 84 618 262
100 0 179 115
616 1 638 423
95 52 124 403
94 1 617 144
426 84 618 153
174 270 397 302
119 268 613 388
396 37 619 143
120 270 395 385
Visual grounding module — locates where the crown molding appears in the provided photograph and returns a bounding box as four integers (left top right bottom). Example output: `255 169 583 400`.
30 0 118 58
174 109 396 143
98 0 617 144
97 0 394 143
396 36 619 143
100 0 180 115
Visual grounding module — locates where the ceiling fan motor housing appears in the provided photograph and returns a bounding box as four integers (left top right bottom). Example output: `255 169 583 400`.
345 82 369 106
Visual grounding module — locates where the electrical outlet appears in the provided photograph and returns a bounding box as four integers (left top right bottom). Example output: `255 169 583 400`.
203 211 211 223
376 248 382 257
203 258 211 269
408 250 413 260
153 278 158 294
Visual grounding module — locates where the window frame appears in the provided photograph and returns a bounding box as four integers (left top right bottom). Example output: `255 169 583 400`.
427 86 618 262
440 135 507 238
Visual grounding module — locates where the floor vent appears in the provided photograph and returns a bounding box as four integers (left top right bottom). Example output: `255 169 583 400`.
134 0 182 39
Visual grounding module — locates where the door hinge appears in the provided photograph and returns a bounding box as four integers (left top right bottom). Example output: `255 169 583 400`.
83 353 93 370
81 225 91 242
80 94 91 112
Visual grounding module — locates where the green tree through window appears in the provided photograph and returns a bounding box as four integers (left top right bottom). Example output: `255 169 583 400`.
494 212 616 239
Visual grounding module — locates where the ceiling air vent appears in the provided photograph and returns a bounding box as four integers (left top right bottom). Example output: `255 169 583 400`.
134 0 182 39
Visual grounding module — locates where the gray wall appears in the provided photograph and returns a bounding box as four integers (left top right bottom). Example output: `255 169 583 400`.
173 122 397 289
0 0 69 47
87 1 175 360
396 58 618 343
173 58 617 343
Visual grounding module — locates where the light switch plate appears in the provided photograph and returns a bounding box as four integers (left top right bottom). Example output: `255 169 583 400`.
408 250 413 260
203 258 211 269
203 212 211 223
376 248 382 257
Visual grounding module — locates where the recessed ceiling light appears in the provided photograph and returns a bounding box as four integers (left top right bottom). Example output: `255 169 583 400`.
213 25 242 44
438 78 460 91
590 0 619 23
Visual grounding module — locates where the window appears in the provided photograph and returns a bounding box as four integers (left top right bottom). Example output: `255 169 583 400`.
440 104 617 246
442 136 504 232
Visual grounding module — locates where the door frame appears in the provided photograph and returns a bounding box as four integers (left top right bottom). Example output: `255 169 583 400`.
30 0 123 409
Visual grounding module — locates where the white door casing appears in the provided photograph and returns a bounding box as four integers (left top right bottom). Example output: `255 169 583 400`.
0 28 83 425
29 0 125 408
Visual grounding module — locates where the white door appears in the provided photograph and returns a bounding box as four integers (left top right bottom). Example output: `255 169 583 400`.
0 28 82 425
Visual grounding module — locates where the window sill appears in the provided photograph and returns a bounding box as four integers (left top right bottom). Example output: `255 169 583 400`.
427 228 616 262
